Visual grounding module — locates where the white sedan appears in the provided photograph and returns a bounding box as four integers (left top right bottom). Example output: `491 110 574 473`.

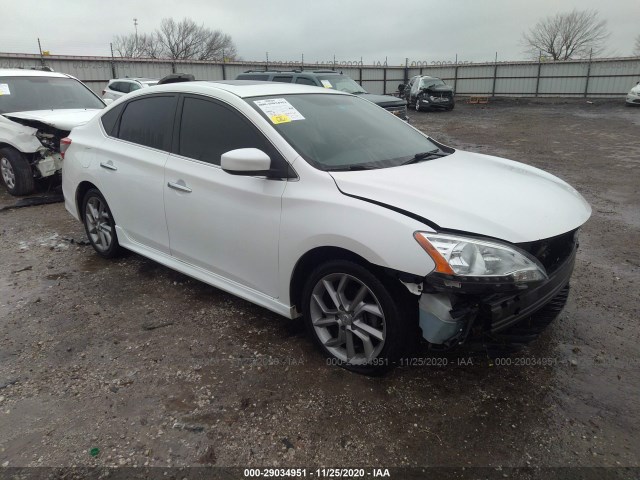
62 81 591 373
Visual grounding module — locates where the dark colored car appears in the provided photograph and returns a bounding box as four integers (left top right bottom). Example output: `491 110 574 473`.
236 69 408 120
399 75 455 112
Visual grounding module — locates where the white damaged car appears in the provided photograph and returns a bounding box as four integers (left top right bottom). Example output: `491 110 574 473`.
62 81 591 373
626 81 640 106
0 69 104 195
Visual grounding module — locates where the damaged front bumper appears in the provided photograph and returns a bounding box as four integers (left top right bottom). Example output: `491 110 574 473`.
418 240 577 347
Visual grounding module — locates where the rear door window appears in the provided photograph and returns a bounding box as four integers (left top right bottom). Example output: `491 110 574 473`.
116 95 176 151
272 76 293 83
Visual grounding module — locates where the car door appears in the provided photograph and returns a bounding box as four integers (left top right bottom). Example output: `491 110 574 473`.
163 95 288 298
94 94 177 254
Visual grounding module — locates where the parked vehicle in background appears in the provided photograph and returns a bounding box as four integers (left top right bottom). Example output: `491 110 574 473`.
102 78 159 101
62 81 590 374
236 69 408 120
626 81 640 106
0 69 105 195
400 75 455 111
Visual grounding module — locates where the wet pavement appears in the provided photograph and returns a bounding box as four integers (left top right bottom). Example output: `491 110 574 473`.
0 99 638 472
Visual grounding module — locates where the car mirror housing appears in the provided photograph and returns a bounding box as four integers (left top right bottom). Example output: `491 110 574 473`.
221 148 271 175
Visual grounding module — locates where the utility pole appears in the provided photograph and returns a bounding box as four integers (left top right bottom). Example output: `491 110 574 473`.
110 42 116 78
133 18 139 48
37 38 45 67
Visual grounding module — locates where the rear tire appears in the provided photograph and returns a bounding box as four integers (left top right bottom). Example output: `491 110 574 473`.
302 260 414 375
82 188 122 259
0 147 34 196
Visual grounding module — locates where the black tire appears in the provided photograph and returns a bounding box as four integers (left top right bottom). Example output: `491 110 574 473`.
447 104 455 111
82 188 122 259
0 147 34 196
301 259 415 375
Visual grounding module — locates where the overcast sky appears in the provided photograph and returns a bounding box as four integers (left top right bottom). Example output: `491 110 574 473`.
3 0 638 64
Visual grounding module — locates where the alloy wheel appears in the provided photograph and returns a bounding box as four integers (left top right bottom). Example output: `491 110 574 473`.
0 157 15 189
309 273 386 365
85 196 113 252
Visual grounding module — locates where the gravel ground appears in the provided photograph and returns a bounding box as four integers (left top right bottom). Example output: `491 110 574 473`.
0 99 638 474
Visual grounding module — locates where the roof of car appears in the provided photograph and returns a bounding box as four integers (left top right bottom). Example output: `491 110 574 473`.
0 68 70 78
110 77 158 82
146 80 344 99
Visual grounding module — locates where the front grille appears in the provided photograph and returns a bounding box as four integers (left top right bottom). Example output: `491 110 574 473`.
517 229 577 274
429 91 453 99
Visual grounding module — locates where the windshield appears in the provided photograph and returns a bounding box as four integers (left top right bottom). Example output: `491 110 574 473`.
420 78 445 88
317 75 367 94
249 94 443 171
0 76 104 114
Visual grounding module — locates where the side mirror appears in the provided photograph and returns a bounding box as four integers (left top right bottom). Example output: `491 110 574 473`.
221 148 271 175
398 84 405 92
103 98 113 105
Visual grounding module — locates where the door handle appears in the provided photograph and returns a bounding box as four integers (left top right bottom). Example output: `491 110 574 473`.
167 181 192 193
100 162 117 171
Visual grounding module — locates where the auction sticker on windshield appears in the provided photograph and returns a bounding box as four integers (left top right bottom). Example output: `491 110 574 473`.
254 98 305 124
320 80 332 88
0 84 11 95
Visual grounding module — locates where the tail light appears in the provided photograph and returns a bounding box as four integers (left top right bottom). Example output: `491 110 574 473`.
60 137 72 158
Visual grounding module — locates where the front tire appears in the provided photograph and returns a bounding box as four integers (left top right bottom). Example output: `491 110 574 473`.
302 260 412 374
0 147 34 196
82 188 122 258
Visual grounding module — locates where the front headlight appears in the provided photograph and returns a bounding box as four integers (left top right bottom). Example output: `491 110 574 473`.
414 232 547 283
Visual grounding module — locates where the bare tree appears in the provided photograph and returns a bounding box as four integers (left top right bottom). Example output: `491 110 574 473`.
634 34 640 56
112 33 159 58
523 9 609 60
112 18 237 61
154 18 236 60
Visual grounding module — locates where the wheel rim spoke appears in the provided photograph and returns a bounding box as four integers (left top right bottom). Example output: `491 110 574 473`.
353 302 383 319
345 330 356 360
313 316 338 327
325 329 345 348
352 328 374 359
353 319 384 341
312 293 337 315
349 284 368 311
323 278 344 310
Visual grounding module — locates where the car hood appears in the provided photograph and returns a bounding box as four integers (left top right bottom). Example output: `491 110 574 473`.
2 109 102 131
329 150 591 243
357 93 406 108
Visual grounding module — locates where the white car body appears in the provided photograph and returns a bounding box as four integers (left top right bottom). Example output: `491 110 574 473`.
0 69 104 195
102 78 159 101
62 81 591 369
626 82 640 105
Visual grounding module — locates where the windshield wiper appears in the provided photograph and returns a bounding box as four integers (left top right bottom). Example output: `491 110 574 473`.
326 164 377 172
402 149 449 165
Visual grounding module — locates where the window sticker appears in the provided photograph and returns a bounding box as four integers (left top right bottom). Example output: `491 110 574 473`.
0 84 11 95
254 98 305 125
320 80 332 88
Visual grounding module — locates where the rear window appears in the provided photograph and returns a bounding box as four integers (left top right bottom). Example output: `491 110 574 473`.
117 95 175 151
0 76 104 114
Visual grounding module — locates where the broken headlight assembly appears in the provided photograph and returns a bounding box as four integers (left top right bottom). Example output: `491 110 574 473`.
414 232 547 289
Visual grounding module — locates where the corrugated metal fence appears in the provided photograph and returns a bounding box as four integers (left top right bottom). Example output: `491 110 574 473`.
1 52 639 98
